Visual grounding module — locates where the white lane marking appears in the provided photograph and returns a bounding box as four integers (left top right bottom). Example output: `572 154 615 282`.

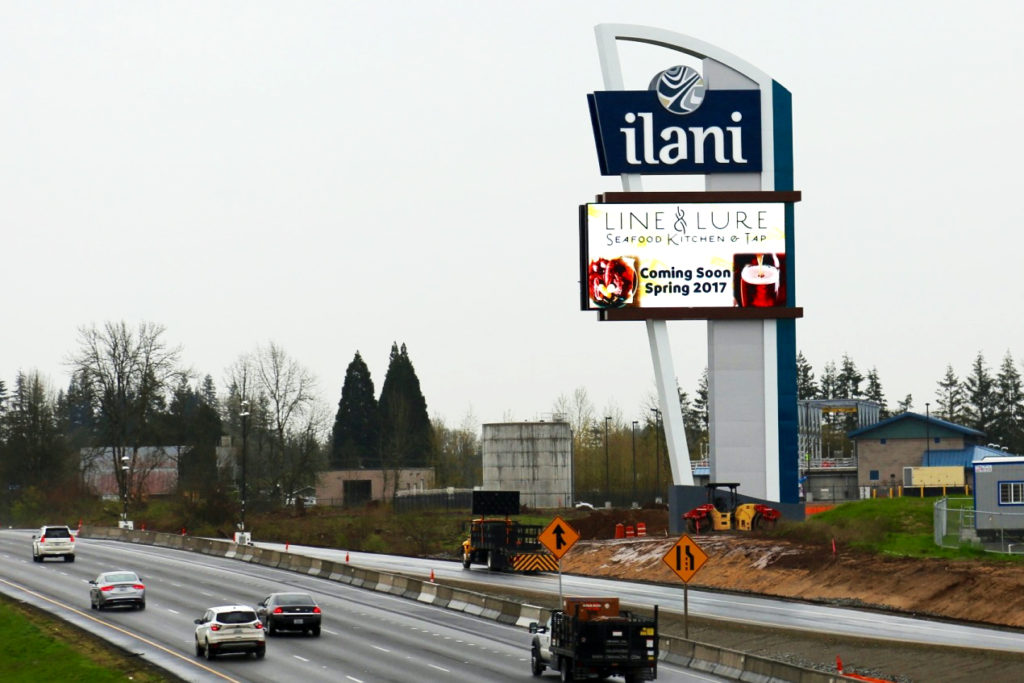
429 664 450 673
167 609 180 614
345 677 363 682
323 628 339 635
372 645 389 653
293 655 310 662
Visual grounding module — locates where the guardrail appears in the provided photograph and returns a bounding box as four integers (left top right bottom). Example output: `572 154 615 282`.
80 525 862 682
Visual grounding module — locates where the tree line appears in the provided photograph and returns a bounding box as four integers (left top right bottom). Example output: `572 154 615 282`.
0 321 478 526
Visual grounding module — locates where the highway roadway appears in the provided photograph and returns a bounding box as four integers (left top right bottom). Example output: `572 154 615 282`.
0 530 728 683
253 540 1024 655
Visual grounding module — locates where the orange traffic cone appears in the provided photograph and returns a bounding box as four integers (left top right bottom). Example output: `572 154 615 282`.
345 552 350 563
285 541 290 552
836 655 843 674
429 569 435 583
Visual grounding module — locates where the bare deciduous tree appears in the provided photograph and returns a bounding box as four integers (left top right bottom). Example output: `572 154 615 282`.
227 342 326 506
69 321 182 518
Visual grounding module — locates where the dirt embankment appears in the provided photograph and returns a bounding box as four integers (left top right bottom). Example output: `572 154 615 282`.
563 508 1024 629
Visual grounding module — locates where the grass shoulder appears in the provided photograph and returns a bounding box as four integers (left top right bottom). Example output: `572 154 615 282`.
0 593 174 683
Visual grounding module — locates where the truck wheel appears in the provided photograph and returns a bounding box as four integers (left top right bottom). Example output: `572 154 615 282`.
462 552 471 569
531 646 544 676
486 551 497 571
559 657 572 682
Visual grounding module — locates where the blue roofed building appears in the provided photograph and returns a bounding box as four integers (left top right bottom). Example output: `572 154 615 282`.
848 412 994 491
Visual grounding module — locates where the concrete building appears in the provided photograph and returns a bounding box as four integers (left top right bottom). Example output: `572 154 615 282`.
481 422 572 509
316 468 435 507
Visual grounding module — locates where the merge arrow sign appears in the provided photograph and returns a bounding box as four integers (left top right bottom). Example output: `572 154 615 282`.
539 516 579 560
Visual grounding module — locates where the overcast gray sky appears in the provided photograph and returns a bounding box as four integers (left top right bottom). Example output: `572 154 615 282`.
3 2 1022 429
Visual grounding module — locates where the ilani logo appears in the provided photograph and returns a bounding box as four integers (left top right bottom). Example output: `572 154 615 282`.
588 65 762 176
651 65 705 114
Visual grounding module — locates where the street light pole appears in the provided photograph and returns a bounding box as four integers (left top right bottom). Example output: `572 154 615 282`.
240 400 250 531
631 420 638 506
604 416 611 506
120 454 130 525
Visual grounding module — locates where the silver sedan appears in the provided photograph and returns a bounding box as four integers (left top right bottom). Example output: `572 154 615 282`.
89 570 146 610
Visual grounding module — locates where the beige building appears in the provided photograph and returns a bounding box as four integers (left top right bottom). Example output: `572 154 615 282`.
316 468 435 506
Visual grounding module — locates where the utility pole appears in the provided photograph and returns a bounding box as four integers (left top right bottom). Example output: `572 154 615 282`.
604 416 611 505
651 408 662 502
631 420 638 506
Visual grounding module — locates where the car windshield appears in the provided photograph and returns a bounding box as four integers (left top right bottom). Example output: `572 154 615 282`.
45 527 71 538
218 610 257 624
103 572 138 583
275 593 315 605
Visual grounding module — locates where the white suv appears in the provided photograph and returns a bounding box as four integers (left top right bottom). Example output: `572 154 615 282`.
32 525 76 563
194 605 266 660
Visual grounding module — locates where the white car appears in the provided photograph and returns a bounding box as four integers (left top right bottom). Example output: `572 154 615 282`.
31 525 76 563
194 605 266 660
89 570 146 610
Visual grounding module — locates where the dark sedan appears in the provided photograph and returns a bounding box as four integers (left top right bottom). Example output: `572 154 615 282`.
256 592 321 636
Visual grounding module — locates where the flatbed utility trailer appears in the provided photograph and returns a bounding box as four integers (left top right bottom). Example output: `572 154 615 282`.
462 517 557 571
461 490 558 572
530 597 658 682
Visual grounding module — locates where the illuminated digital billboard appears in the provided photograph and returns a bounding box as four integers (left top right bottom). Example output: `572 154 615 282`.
580 198 799 318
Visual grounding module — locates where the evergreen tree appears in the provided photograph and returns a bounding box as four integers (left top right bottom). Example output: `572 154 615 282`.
168 379 222 497
1 371 70 493
836 353 864 399
331 351 380 469
896 394 914 413
795 352 817 400
864 367 888 418
963 351 997 434
692 368 709 435
677 388 702 461
935 364 966 423
993 352 1024 453
819 361 839 400
200 375 218 407
379 343 433 471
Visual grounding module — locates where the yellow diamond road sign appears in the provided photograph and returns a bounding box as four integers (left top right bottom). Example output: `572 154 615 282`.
538 516 580 560
662 534 708 583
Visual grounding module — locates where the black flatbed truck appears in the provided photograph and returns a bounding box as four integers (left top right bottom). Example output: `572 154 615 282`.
530 597 658 682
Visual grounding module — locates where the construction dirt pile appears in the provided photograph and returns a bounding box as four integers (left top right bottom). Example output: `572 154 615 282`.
549 508 1024 682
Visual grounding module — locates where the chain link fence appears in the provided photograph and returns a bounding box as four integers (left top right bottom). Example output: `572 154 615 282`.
934 497 1024 554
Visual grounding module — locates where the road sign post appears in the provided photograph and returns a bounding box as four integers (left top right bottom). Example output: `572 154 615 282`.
662 534 708 639
538 516 580 604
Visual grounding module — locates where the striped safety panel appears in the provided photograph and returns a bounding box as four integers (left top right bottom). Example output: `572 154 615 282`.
512 553 558 572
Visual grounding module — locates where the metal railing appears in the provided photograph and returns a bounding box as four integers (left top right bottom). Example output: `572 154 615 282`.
934 497 1024 554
